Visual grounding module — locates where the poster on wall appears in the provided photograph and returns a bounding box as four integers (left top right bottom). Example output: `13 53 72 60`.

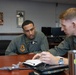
16 11 25 27
0 12 3 25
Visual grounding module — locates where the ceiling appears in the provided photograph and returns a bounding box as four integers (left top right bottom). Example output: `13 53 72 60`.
28 0 76 4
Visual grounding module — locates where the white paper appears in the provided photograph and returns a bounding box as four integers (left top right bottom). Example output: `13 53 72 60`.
23 59 42 66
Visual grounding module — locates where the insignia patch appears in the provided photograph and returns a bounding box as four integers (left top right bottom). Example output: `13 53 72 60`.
20 44 25 52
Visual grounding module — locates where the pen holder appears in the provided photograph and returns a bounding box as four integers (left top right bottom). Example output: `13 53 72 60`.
68 50 76 75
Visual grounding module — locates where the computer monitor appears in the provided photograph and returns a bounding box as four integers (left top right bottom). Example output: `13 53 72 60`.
51 27 65 36
41 27 51 36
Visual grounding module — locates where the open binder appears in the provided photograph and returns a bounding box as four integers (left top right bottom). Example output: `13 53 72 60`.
23 59 69 74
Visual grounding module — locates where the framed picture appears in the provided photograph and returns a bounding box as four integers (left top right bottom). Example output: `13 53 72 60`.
0 12 3 25
16 11 25 27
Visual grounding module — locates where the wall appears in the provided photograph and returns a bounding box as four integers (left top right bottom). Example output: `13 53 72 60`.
0 0 76 40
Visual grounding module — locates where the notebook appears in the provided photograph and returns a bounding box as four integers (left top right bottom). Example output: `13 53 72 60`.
23 59 69 74
23 59 42 67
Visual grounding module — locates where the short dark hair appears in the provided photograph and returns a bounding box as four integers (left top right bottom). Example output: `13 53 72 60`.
22 20 34 29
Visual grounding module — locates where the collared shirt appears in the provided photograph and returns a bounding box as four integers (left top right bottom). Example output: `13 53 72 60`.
49 36 76 56
5 31 49 55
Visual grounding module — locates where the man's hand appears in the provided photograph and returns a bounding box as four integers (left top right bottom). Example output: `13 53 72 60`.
40 52 58 64
32 53 41 59
32 51 68 65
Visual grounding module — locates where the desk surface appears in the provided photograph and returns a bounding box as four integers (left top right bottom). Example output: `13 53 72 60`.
0 54 69 75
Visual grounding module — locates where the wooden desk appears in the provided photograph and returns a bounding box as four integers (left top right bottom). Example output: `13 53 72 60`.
0 54 69 75
0 54 34 75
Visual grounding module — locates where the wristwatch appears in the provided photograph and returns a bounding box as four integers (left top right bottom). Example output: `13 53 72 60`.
58 58 64 65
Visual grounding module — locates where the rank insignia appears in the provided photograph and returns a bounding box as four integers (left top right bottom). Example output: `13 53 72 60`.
20 44 25 52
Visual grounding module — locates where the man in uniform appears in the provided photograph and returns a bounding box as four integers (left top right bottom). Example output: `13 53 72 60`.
5 20 49 55
33 8 76 65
